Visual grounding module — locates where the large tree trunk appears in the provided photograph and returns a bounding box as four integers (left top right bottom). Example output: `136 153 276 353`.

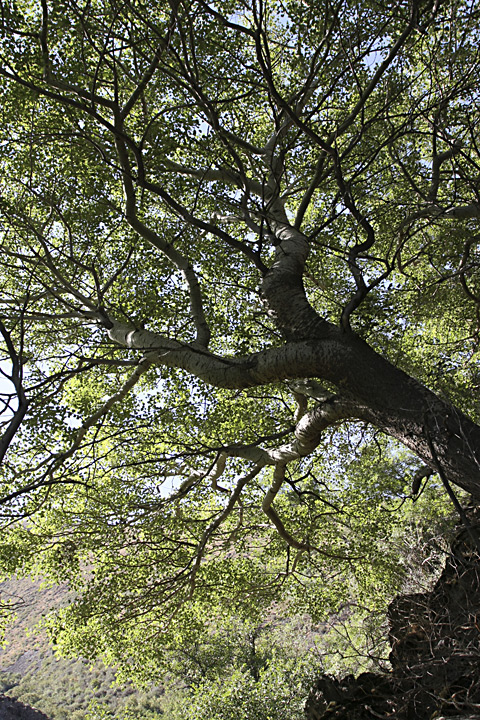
320 328 480 498
105 219 480 498
260 221 480 499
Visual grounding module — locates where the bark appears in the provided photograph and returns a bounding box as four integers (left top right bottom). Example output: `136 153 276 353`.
102 211 480 500
106 282 480 500
259 219 480 499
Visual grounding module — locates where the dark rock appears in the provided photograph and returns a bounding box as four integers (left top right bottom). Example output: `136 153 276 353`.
305 509 480 720
0 694 51 720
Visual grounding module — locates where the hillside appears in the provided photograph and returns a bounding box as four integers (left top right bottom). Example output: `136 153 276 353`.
0 578 164 720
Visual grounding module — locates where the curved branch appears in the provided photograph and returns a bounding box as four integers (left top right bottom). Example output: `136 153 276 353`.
45 356 153 474
175 451 230 498
105 315 349 390
114 132 212 347
262 463 312 550
0 320 29 465
189 464 263 594
262 463 360 559
162 158 265 197
267 395 357 464
402 202 480 227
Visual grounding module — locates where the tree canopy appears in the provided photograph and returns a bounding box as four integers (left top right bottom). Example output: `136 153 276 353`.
0 0 480 679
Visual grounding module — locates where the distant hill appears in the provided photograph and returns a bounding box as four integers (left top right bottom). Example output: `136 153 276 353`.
0 578 65 674
0 578 164 720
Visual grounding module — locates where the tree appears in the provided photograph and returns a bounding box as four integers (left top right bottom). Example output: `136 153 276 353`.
0 0 479 675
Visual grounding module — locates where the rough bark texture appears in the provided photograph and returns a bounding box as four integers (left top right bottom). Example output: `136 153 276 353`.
304 509 480 720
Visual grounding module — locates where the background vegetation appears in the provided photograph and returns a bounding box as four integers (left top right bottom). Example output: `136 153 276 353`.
1 480 456 719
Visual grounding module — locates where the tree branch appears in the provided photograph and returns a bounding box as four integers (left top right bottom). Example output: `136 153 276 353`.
0 319 29 465
44 356 153 476
189 464 263 594
114 132 212 347
262 463 312 550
